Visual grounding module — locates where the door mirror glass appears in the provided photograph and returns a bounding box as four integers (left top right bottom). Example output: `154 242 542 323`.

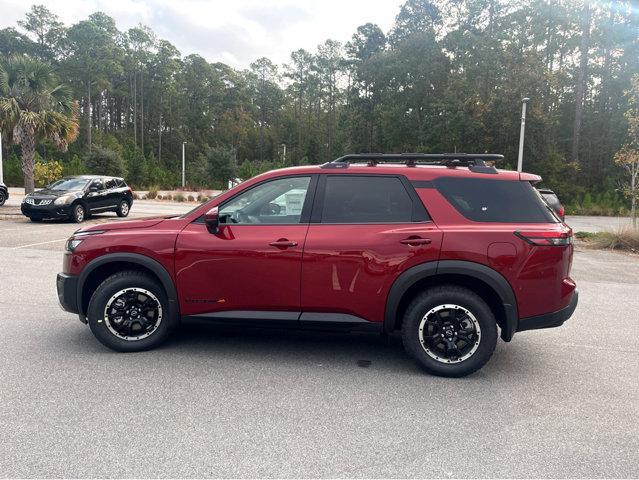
204 206 219 233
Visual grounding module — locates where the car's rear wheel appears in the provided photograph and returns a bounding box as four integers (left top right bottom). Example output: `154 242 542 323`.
401 285 497 377
29 217 43 222
71 203 86 223
0 190 6 206
87 271 173 352
116 200 130 217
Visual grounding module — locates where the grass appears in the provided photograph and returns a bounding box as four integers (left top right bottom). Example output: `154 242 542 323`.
146 186 159 200
576 227 639 253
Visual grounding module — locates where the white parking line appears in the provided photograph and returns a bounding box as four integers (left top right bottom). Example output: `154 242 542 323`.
12 238 68 249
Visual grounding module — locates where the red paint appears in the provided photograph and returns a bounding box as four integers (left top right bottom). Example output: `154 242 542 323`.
63 163 575 325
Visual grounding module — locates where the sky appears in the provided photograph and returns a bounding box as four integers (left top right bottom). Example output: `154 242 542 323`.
0 0 403 68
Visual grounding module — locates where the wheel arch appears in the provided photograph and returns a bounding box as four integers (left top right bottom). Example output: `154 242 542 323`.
384 260 518 341
77 253 179 323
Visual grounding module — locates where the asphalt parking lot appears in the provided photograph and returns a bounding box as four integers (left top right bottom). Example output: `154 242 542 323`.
0 214 638 478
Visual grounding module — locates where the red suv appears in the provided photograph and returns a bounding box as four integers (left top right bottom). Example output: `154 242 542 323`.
56 154 578 377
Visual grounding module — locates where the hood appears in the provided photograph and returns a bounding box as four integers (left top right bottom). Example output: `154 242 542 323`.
29 188 83 198
78 217 166 233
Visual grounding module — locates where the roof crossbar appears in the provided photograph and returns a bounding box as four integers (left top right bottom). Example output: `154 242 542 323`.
322 152 503 168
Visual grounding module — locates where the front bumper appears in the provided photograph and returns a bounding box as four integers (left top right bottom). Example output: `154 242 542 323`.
517 290 579 332
21 202 73 219
56 273 79 315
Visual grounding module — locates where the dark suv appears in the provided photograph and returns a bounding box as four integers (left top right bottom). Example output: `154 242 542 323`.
0 181 7 206
22 175 133 223
56 154 578 377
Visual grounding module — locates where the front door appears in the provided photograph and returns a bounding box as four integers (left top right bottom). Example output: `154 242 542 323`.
86 178 109 212
175 175 316 319
301 174 443 324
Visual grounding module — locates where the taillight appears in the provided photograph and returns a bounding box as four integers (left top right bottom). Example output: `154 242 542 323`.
558 206 565 218
514 230 572 246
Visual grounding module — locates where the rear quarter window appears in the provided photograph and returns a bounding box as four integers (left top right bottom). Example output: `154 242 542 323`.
434 177 558 223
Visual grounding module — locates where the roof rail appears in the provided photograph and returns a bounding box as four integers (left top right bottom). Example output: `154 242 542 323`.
320 153 503 173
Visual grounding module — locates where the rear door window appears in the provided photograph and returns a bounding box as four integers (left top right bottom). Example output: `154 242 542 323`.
320 175 418 223
434 177 558 223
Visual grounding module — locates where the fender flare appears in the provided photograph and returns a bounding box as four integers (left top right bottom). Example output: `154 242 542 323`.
77 252 179 322
384 260 518 341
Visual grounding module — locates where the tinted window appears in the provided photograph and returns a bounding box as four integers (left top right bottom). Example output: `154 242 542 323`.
105 179 117 189
90 179 104 191
48 178 90 191
321 176 413 223
434 177 558 223
219 176 311 224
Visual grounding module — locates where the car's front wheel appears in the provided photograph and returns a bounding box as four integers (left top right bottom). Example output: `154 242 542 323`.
71 203 86 223
116 200 130 217
402 285 497 377
87 271 174 352
0 190 6 206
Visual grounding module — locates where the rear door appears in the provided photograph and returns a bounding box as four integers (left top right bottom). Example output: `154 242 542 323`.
103 178 121 210
300 174 443 324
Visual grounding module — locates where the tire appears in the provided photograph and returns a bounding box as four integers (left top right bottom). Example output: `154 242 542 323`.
0 190 6 206
116 199 130 217
401 285 497 377
87 270 174 352
71 203 86 223
29 217 43 222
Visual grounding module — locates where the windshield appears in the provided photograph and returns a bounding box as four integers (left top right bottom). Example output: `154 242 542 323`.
47 178 90 191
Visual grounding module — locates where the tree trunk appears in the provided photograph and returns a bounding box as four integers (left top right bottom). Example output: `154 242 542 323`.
158 109 163 163
140 72 144 156
21 126 36 194
86 81 92 152
133 72 137 147
571 3 591 164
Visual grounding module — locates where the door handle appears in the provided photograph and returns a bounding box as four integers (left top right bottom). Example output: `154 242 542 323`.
400 237 432 246
269 239 298 248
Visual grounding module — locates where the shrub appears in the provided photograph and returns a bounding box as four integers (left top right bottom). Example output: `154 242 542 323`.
187 195 195 202
165 194 173 201
147 187 159 200
579 227 639 252
34 160 63 187
175 193 186 202
84 147 127 177
200 196 209 203
3 152 23 186
156 194 163 200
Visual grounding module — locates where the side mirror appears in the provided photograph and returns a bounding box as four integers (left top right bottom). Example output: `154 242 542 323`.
204 206 220 233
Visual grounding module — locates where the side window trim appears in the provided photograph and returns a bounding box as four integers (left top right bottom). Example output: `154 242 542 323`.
199 174 318 226
310 174 430 224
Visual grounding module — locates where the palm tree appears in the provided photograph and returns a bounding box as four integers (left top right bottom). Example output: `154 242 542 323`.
0 56 79 193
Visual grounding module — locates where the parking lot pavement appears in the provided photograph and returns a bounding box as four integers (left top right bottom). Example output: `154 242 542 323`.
0 222 637 478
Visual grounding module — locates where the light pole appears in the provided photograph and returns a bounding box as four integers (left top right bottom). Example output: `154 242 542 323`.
181 141 186 188
0 131 4 184
517 97 530 172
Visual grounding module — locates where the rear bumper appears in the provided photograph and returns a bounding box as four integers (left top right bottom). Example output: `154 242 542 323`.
56 273 79 314
517 290 578 332
22 203 72 219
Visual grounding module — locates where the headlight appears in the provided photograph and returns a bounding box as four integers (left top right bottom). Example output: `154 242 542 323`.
65 230 106 252
65 239 83 251
54 195 75 205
